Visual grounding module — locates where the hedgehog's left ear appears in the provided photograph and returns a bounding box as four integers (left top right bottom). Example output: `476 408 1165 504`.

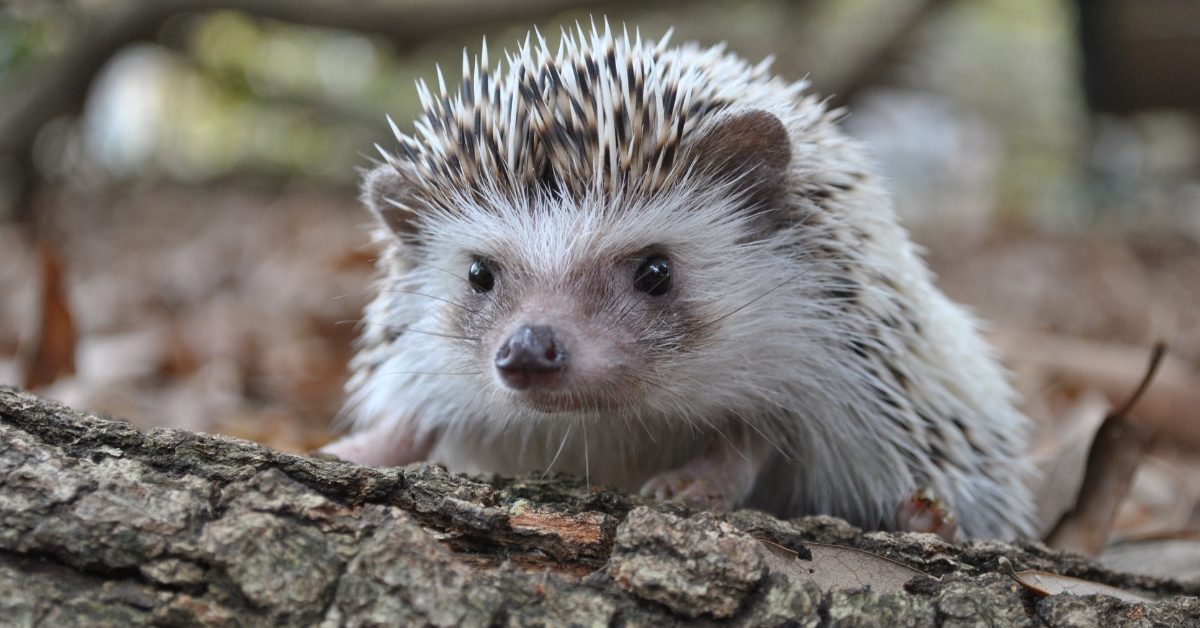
686 108 792 213
362 161 421 237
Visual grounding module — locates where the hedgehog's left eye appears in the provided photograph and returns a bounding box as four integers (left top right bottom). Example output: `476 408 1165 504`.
468 258 495 293
633 255 671 296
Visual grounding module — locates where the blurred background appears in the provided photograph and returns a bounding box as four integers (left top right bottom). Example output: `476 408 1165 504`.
1 0 1198 578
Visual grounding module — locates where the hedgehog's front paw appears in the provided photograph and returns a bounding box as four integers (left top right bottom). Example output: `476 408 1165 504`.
639 471 737 511
319 422 436 468
896 488 960 542
639 424 771 511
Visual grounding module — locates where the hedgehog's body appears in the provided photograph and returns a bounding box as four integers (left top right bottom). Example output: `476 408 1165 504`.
325 25 1035 540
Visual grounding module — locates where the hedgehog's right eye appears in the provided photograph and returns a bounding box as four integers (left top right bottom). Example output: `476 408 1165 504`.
468 258 495 293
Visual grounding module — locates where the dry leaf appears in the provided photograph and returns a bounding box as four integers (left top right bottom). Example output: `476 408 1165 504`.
22 246 76 390
1101 536 1200 581
1112 449 1200 538
996 330 1200 449
1001 559 1154 604
1046 345 1165 555
1026 389 1110 539
759 539 927 593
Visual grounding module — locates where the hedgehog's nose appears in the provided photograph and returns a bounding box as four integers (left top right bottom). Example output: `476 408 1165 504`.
495 325 565 390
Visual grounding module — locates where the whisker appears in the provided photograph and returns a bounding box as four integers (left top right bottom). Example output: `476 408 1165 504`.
332 287 379 301
635 365 794 463
374 288 478 313
611 292 644 326
583 421 591 494
405 327 481 341
670 370 796 462
374 369 482 377
598 291 631 323
411 259 500 308
610 264 671 326
337 320 481 342
541 426 573 479
689 413 746 462
694 275 800 332
629 410 657 445
727 406 793 461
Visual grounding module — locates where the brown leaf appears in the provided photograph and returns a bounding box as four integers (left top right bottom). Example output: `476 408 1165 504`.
1026 390 1110 539
1001 558 1154 604
758 539 928 593
1101 535 1200 582
996 330 1200 449
1112 448 1200 538
22 246 76 390
1046 345 1165 555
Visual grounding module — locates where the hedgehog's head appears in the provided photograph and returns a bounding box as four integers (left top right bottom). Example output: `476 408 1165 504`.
361 29 815 420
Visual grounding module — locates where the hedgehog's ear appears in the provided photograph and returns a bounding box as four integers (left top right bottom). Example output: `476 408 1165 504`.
363 162 420 237
687 108 792 213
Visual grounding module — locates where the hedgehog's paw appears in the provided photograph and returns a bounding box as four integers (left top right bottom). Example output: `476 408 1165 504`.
639 424 771 511
639 471 737 512
896 488 960 542
319 422 436 468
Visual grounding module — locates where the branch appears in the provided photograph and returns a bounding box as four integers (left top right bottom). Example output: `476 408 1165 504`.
823 0 952 107
0 0 693 217
1 386 1197 624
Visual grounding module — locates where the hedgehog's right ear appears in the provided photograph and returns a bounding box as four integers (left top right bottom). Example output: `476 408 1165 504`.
363 162 420 237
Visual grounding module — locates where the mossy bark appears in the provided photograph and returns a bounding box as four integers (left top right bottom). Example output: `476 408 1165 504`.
1 386 1196 626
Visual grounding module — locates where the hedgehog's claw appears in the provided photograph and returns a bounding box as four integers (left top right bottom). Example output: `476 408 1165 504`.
640 472 736 512
318 422 436 469
897 488 960 542
638 426 769 512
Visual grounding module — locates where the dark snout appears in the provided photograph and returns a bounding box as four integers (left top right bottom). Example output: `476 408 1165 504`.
494 325 566 390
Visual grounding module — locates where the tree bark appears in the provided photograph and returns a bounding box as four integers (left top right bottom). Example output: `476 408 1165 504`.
1 386 1197 626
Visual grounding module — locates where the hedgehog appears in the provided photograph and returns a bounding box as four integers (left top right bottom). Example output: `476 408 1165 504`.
322 22 1036 540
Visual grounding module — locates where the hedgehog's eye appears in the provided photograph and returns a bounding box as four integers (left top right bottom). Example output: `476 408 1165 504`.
633 255 671 296
468 258 495 293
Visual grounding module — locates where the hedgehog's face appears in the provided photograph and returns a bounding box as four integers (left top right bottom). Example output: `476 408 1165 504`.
423 202 713 415
365 108 796 417
468 251 677 412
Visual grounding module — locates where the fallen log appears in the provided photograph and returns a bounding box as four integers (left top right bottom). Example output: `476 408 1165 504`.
1 386 1196 625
